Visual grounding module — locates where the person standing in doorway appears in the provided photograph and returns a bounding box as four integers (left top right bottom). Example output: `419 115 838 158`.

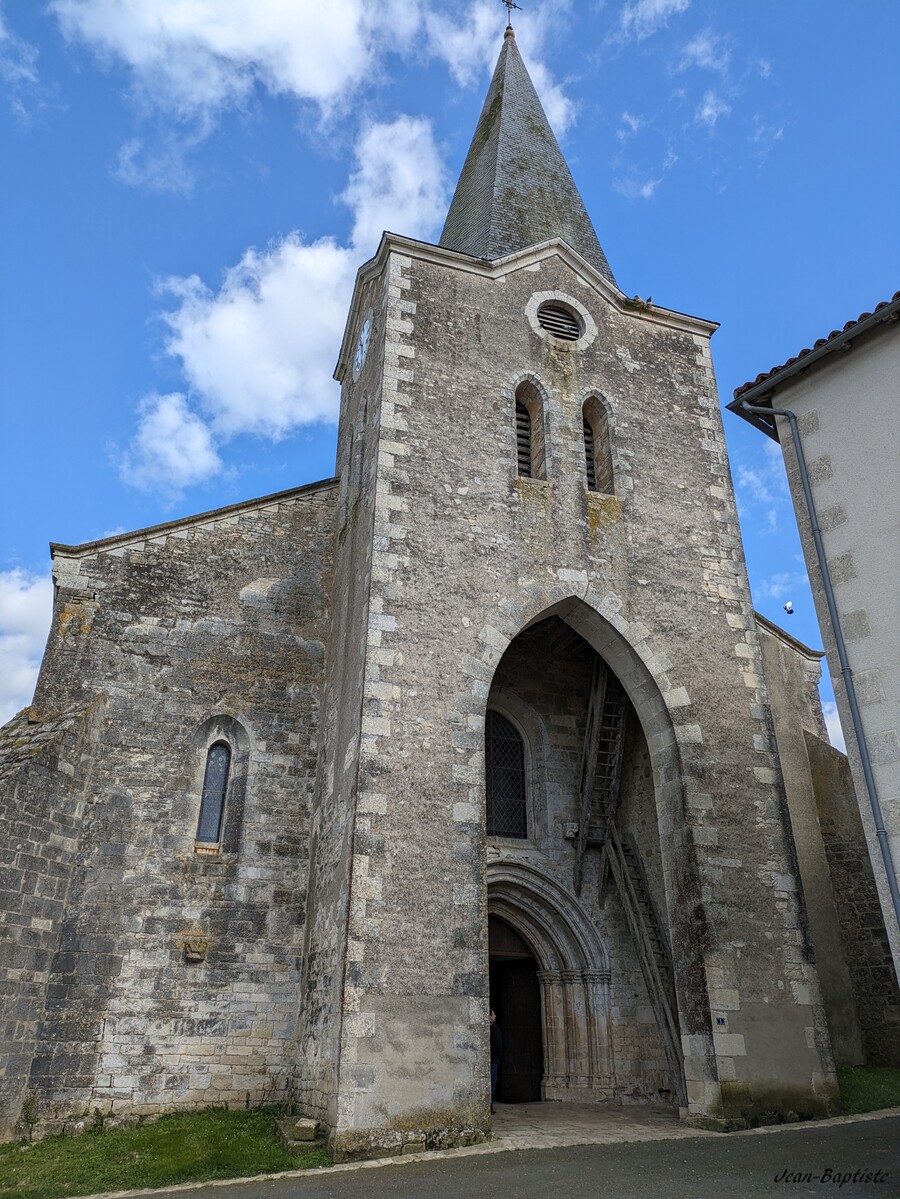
490 1008 503 1114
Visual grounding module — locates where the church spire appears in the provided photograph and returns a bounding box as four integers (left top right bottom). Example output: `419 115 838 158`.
439 28 616 286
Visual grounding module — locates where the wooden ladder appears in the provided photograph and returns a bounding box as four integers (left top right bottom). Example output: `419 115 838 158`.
574 661 628 893
599 820 686 1107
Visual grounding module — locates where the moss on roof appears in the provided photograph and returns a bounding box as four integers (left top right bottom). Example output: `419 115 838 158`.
439 30 616 286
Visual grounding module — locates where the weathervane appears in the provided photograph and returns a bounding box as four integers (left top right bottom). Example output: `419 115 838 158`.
501 0 523 27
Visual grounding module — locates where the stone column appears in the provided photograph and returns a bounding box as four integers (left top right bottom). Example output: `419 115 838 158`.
537 970 567 1098
562 969 591 1089
583 969 615 1097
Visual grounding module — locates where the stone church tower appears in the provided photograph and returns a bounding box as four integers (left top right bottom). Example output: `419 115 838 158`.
11 26 893 1157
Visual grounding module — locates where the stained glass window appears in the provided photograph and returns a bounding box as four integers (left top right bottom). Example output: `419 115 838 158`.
485 711 527 838
196 742 230 845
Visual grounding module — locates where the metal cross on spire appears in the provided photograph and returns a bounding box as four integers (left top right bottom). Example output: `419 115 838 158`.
501 0 522 28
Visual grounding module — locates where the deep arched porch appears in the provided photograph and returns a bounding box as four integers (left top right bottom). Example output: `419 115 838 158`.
481 595 698 1110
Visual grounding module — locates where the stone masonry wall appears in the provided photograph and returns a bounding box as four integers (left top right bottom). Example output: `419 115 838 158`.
0 704 102 1141
756 620 864 1068
806 733 900 1065
295 271 386 1129
322 238 835 1145
0 481 335 1131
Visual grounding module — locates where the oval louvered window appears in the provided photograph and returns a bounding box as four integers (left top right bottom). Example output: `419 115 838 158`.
537 301 582 341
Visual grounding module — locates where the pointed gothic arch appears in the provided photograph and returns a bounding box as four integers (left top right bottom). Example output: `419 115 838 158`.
510 592 691 841
487 858 614 1099
471 589 710 1108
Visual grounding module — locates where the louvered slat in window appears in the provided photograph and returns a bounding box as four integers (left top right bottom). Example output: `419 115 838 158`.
583 416 597 489
537 302 581 341
516 401 532 476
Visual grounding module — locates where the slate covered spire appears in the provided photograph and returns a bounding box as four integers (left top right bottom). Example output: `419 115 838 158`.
439 27 616 286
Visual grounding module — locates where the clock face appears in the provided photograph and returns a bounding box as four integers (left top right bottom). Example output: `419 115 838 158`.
354 317 371 375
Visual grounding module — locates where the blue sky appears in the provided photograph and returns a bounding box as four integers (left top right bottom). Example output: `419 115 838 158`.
1 0 898 737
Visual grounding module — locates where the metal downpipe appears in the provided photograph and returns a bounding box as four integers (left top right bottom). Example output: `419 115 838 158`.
740 399 900 935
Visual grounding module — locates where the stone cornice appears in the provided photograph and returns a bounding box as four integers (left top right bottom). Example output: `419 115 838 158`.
754 610 824 661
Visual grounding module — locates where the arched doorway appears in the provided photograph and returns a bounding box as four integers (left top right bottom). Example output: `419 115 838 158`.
488 861 616 1102
489 915 543 1102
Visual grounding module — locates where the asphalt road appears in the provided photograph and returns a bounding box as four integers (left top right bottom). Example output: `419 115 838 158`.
131 1115 899 1199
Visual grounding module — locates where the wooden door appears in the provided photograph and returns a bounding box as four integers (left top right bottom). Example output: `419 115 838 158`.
495 959 543 1102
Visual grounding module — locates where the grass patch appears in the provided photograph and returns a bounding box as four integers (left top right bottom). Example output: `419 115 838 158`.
0 1107 331 1199
838 1066 900 1115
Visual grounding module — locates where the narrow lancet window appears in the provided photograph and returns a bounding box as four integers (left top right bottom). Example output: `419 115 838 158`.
485 710 528 838
583 398 614 494
515 380 547 479
583 416 597 490
196 742 231 846
516 401 532 476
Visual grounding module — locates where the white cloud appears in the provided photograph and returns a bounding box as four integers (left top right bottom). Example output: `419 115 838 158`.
115 134 199 195
52 1 576 138
342 115 449 258
0 8 38 83
613 175 661 199
735 438 790 532
618 0 690 42
751 118 784 145
122 114 447 492
0 569 54 725
695 88 731 128
822 700 846 753
121 393 223 493
424 1 497 88
755 570 807 602
617 111 645 141
749 115 785 165
678 30 730 73
0 5 40 118
50 0 416 119
158 237 356 443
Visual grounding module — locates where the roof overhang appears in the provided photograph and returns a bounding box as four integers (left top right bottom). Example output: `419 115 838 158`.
334 232 719 383
728 291 900 439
